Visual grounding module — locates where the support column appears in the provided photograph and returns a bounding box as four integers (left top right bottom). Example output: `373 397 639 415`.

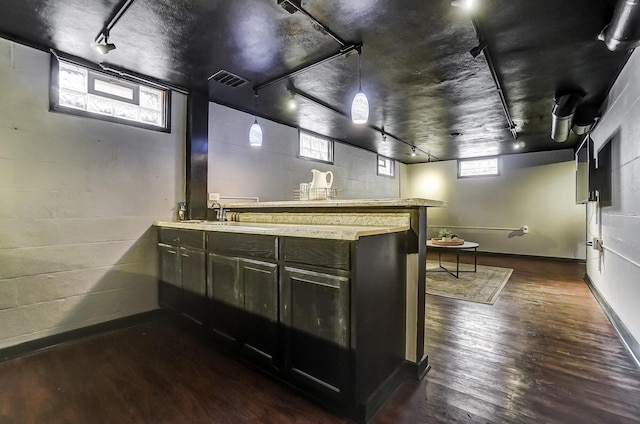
186 90 208 219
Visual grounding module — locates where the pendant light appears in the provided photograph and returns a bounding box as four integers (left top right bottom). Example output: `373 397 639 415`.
249 91 263 147
351 47 369 124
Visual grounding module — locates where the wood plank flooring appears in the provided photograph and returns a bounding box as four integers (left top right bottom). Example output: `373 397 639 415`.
1 253 639 423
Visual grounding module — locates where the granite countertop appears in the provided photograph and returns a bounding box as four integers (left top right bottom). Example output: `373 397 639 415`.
153 220 410 241
222 198 447 209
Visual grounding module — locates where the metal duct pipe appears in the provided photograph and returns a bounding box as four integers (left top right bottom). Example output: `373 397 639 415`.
551 94 582 142
599 0 640 51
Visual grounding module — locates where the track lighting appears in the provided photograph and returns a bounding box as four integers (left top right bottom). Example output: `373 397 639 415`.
381 126 387 143
513 141 525 150
469 40 487 58
287 92 297 110
451 0 475 10
351 47 369 124
95 30 116 55
249 91 263 147
411 146 417 156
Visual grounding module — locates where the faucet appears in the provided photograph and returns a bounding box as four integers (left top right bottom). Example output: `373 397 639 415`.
210 202 229 221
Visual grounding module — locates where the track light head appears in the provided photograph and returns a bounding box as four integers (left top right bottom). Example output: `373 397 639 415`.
451 0 476 10
96 42 116 55
469 40 487 58
96 31 116 55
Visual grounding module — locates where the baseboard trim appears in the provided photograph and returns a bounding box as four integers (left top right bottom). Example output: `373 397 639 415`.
0 309 167 363
470 251 584 263
584 274 640 368
404 354 431 381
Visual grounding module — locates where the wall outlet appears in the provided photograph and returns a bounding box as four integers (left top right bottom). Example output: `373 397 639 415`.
522 225 529 234
592 237 604 251
208 192 220 201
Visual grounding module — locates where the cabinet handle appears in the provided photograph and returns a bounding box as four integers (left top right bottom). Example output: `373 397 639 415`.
182 253 189 258
168 250 177 254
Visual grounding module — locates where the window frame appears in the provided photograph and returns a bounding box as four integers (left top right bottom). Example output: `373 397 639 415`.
457 156 501 178
377 155 395 178
49 55 171 133
87 73 140 105
298 129 334 164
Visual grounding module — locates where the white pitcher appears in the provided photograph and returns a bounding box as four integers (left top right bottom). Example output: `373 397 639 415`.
310 169 333 189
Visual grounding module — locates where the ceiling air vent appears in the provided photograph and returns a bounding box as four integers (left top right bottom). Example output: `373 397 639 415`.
278 0 300 14
208 70 249 88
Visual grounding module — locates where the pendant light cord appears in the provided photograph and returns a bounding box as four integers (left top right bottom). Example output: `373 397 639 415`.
254 90 258 115
358 48 363 90
253 90 260 123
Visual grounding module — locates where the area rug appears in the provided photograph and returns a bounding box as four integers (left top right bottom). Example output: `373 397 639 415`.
426 261 513 304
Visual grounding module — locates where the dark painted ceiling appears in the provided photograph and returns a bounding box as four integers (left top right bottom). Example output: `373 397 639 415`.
0 0 629 163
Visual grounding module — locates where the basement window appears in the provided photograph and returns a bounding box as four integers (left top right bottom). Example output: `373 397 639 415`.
299 130 333 164
377 155 395 177
458 156 500 178
50 57 170 132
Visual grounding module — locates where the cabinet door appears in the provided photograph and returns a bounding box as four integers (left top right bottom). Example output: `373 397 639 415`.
180 247 207 325
281 266 350 401
208 253 242 342
240 259 279 368
158 244 180 312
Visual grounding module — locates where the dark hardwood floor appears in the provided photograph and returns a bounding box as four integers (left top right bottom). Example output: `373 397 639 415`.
2 253 640 423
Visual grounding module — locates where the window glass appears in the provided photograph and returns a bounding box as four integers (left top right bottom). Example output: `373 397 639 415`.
458 157 500 177
299 130 333 163
377 155 395 177
53 58 170 131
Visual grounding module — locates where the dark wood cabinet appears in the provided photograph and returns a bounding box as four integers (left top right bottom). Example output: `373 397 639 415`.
207 233 280 369
207 253 242 342
157 225 407 422
158 244 180 312
240 259 279 366
179 247 207 325
157 228 206 326
281 266 350 402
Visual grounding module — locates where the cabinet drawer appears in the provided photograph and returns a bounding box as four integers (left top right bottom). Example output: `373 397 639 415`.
179 230 205 249
282 238 351 271
157 228 205 250
158 228 181 245
208 232 277 260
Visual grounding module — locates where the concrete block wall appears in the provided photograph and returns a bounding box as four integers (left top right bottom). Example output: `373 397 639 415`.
588 48 640 345
208 103 403 202
0 39 186 349
403 150 586 259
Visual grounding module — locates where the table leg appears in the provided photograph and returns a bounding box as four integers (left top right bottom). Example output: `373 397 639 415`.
474 247 477 272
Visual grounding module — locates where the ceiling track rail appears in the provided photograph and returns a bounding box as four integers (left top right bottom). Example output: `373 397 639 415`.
254 44 359 91
472 18 518 140
290 86 439 160
254 1 358 92
282 0 348 47
94 0 138 44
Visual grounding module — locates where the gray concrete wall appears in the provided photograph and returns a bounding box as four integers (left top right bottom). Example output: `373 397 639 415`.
588 47 640 346
0 39 186 349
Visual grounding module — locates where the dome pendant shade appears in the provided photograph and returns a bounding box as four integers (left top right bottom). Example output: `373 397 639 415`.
249 119 263 147
351 90 369 124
